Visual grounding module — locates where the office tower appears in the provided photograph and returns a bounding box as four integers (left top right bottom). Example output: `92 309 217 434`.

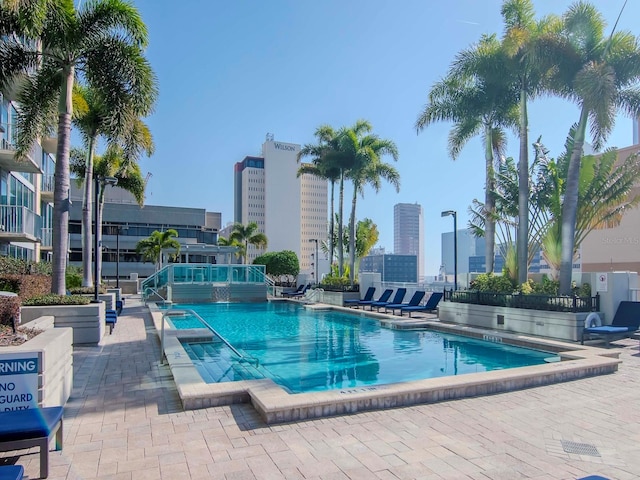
234 136 328 273
394 203 424 280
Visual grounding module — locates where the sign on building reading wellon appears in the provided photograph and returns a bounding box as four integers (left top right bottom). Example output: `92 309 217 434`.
0 353 39 410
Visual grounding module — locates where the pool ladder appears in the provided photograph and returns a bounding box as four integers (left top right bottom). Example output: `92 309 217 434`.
161 309 259 367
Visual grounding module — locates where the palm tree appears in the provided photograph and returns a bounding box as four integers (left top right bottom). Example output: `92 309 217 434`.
340 122 399 284
500 0 562 284
229 222 267 264
217 236 242 263
297 126 341 267
71 144 149 282
551 2 640 294
136 229 180 271
0 0 157 294
73 84 156 287
354 218 379 275
418 34 518 274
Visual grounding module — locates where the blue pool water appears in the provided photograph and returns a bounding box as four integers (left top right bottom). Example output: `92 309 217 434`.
171 302 556 394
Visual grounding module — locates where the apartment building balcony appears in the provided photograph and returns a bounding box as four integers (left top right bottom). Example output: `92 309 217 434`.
0 205 38 243
41 174 55 203
0 124 43 174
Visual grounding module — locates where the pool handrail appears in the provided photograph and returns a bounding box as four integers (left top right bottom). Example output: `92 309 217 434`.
160 308 259 367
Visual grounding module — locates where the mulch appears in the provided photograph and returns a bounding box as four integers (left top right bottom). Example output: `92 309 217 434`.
0 324 43 346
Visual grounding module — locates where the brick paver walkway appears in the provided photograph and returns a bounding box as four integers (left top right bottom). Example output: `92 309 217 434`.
8 297 640 479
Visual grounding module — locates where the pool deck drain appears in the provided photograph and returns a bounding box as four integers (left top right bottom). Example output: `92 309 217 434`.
149 303 622 424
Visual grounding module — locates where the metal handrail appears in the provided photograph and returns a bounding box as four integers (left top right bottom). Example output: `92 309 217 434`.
161 308 259 367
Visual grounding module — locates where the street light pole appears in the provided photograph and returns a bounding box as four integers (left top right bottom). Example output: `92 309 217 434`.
93 176 118 303
308 239 318 285
441 210 458 291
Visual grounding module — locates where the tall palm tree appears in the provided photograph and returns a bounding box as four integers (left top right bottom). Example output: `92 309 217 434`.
71 144 149 282
339 121 399 284
417 34 518 274
229 222 267 264
217 236 242 263
552 1 640 294
136 229 180 271
500 0 561 284
0 0 157 294
297 126 341 267
73 84 156 287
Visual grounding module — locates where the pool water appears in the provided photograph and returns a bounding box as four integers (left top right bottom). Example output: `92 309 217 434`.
174 302 556 394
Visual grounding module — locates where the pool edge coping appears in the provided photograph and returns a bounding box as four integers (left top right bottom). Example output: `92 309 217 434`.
148 301 621 424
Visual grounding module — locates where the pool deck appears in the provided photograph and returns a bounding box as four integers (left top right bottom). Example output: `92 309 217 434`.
6 295 640 479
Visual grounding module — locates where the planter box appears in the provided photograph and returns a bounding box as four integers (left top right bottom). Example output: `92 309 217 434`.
321 291 360 307
438 301 599 342
0 323 73 407
21 303 106 344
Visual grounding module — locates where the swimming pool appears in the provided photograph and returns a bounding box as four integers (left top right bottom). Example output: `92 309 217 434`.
168 302 557 393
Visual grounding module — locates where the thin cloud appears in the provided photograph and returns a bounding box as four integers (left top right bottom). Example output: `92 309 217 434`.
456 19 481 25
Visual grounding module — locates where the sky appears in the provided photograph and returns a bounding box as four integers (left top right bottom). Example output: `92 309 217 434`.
127 0 640 277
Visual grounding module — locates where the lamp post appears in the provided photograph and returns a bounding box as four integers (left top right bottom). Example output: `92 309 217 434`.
93 175 118 303
441 210 457 291
308 239 318 285
116 225 128 288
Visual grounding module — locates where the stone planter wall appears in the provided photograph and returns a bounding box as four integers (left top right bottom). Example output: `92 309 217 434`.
21 303 106 344
0 323 73 406
321 291 360 307
438 301 596 342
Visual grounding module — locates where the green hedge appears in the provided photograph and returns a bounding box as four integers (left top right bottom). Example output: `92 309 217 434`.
23 294 91 306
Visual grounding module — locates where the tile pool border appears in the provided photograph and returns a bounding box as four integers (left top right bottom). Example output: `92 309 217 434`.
148 302 621 424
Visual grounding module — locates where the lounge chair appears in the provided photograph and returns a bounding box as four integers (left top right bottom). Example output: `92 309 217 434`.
344 287 376 308
282 284 311 298
400 292 444 317
281 284 304 297
385 291 426 315
106 309 118 334
581 301 640 346
371 288 406 311
357 289 393 310
0 465 23 480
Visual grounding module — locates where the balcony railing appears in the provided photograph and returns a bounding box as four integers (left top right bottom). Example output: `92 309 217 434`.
0 123 43 174
0 205 37 238
40 227 52 248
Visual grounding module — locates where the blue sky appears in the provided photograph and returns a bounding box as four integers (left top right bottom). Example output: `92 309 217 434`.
129 0 640 276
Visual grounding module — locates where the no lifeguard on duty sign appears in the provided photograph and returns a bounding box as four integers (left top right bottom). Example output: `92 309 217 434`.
0 354 39 410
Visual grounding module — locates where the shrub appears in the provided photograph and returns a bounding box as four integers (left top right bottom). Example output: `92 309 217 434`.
470 273 515 293
0 295 21 328
68 286 107 295
0 274 51 300
23 294 91 306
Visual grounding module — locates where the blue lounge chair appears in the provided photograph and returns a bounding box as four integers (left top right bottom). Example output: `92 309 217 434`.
371 288 406 311
400 292 444 317
581 301 640 346
344 287 376 308
0 406 63 480
358 289 393 310
282 283 311 298
0 465 23 480
385 291 426 315
281 284 304 297
106 309 118 334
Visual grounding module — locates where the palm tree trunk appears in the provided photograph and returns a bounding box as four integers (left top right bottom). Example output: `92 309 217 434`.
328 180 335 266
348 185 357 285
337 171 345 276
516 88 529 284
81 137 96 287
484 125 496 273
559 107 588 295
51 68 74 295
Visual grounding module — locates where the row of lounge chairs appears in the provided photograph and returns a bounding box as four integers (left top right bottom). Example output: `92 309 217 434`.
344 287 443 317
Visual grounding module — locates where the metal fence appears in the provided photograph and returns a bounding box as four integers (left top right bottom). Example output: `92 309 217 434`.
444 289 600 313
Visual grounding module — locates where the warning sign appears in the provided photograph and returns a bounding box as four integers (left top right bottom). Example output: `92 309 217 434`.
0 353 39 410
596 273 608 293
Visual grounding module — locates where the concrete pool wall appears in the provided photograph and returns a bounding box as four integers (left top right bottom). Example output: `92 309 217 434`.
148 302 621 424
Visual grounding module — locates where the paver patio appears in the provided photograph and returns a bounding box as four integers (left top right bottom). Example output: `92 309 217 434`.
5 296 640 479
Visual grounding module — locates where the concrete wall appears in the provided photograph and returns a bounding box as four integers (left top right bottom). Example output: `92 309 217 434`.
438 302 591 342
21 303 106 344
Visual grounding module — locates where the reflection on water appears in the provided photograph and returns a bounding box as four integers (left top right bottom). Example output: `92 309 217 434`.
178 302 552 393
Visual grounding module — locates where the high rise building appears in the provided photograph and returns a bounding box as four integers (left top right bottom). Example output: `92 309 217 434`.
394 203 424 280
234 136 328 275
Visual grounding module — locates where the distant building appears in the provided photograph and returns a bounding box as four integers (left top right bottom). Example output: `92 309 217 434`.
394 203 424 280
360 254 418 283
233 136 328 278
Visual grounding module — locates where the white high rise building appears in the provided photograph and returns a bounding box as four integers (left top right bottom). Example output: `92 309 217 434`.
234 136 328 276
394 203 424 281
